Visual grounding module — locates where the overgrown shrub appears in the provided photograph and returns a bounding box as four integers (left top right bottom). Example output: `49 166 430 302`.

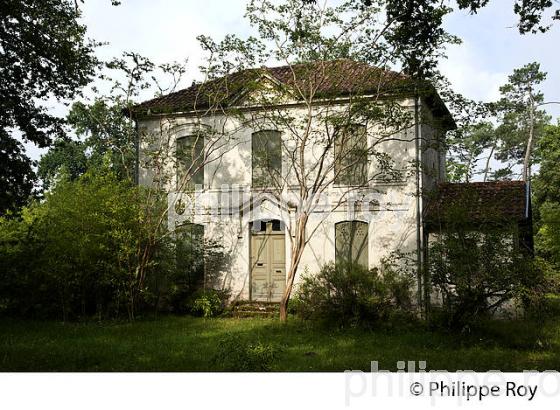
212 336 278 371
519 275 560 322
161 229 230 314
292 259 414 327
188 289 229 318
429 229 545 329
0 168 145 320
0 167 229 320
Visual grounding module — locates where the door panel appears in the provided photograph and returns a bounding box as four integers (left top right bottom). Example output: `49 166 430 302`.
271 236 285 264
251 235 269 301
270 235 286 301
250 221 286 302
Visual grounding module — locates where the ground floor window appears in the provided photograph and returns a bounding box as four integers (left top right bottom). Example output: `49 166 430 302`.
176 223 205 290
335 220 369 268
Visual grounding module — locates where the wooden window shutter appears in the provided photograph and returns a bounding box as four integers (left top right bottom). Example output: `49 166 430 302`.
335 221 368 268
252 130 282 188
334 124 368 186
176 135 204 190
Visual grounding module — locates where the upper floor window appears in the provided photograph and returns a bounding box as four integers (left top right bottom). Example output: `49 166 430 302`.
252 130 282 188
334 124 368 186
335 220 369 268
176 135 204 190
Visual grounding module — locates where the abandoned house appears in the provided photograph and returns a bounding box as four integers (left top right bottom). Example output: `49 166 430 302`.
129 59 532 306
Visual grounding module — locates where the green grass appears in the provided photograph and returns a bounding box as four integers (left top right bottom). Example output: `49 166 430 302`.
1 315 559 371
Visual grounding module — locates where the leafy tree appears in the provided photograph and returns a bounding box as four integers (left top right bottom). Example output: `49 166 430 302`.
66 99 136 180
37 97 136 189
536 203 560 273
534 122 560 276
1 164 153 320
37 52 189 188
0 204 47 317
493 62 550 181
37 138 88 190
445 63 552 183
305 0 559 35
0 0 101 214
297 0 459 78
533 122 560 206
0 163 228 320
446 122 496 182
456 0 559 33
430 228 543 328
384 0 459 78
0 138 36 213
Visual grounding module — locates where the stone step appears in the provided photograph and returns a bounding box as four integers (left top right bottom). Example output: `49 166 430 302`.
234 305 278 312
229 301 280 318
232 310 277 318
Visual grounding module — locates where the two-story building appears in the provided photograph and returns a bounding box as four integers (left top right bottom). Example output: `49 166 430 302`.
129 59 487 307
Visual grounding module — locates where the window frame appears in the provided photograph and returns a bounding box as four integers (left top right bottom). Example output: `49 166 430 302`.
175 222 205 290
333 124 368 187
334 220 369 268
251 129 282 189
176 134 205 191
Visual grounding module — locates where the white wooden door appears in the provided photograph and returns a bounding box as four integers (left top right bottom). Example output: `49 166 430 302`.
250 221 286 302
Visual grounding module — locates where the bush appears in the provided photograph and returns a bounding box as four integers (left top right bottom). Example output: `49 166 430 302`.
0 166 230 321
0 168 146 320
161 230 230 314
212 336 278 371
429 229 545 329
188 289 228 318
520 283 560 322
292 260 414 327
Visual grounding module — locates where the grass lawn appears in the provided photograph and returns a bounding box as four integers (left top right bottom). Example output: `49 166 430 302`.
1 315 559 371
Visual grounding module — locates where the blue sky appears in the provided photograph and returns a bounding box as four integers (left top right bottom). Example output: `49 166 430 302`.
440 1 560 107
24 0 560 161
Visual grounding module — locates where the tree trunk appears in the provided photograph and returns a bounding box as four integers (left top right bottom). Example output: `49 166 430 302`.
523 95 535 182
483 142 496 182
465 154 472 183
279 263 296 322
279 213 307 322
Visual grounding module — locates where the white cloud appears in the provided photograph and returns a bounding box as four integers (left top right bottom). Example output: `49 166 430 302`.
22 1 251 161
439 40 507 103
17 0 560 164
80 0 250 77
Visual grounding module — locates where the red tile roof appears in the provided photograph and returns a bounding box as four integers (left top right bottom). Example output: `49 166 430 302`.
425 181 529 228
129 59 453 127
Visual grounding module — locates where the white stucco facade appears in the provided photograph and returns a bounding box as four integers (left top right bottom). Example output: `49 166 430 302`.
136 96 448 302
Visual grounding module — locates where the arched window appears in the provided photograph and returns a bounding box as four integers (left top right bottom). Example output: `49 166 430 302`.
176 135 204 190
335 221 368 268
334 124 368 186
252 130 282 188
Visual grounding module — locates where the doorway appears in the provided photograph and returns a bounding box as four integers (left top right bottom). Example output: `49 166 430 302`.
250 220 286 302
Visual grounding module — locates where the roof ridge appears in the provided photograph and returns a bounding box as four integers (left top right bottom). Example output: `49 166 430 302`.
128 59 452 126
137 59 398 107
